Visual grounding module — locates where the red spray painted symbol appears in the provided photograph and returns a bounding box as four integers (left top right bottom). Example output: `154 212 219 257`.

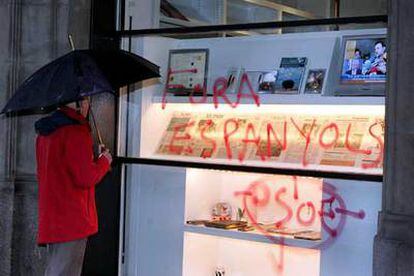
234 177 366 273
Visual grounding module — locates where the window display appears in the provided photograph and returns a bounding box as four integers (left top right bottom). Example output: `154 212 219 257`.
119 27 386 276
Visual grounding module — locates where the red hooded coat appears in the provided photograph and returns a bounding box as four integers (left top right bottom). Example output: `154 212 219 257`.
35 106 110 244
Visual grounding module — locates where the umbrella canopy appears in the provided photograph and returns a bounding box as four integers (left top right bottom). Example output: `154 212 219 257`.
1 49 160 114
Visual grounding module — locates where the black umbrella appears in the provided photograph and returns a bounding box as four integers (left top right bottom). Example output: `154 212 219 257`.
1 49 160 114
1 48 160 146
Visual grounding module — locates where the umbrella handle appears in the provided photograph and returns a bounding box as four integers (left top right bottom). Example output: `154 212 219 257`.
90 112 113 171
68 34 75 51
89 108 104 150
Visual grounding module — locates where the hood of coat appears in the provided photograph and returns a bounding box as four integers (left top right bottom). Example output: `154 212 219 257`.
35 107 88 136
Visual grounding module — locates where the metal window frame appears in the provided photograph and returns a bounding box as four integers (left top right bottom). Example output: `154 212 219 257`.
114 12 387 275
116 157 383 182
237 0 317 19
110 15 387 37
159 0 316 27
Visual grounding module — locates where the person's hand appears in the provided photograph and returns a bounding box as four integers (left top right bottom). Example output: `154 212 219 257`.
101 149 113 165
98 144 106 153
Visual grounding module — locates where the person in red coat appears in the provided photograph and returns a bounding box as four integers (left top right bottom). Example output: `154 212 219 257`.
35 97 112 275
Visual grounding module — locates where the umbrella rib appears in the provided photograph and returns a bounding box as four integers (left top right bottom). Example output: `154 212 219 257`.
45 55 75 107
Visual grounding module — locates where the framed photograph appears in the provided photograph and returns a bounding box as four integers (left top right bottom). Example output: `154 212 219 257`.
274 67 305 94
225 67 243 94
245 70 278 94
304 69 326 94
166 49 209 96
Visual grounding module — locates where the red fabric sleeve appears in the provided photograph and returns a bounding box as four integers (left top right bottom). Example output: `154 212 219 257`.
65 127 110 189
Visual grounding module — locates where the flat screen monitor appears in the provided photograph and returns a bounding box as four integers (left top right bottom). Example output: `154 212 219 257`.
336 35 387 96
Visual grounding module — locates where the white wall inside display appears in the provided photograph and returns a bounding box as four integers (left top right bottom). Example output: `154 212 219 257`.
183 232 320 276
320 179 382 276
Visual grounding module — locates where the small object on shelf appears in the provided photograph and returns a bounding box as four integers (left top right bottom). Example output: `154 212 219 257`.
274 56 307 94
237 224 255 232
212 202 232 221
205 220 248 230
267 227 312 236
305 69 326 94
215 267 225 276
280 57 308 68
260 223 278 231
236 207 246 222
186 220 209 226
225 67 243 94
245 70 278 94
294 231 321 241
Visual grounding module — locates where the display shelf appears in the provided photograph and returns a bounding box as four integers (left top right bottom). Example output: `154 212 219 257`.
153 94 385 106
118 157 383 182
184 224 321 249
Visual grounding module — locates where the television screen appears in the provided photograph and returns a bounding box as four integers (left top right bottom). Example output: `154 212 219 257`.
340 37 387 84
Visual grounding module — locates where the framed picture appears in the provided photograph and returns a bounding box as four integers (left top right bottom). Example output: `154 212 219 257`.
244 70 278 94
166 49 209 96
225 67 243 94
304 69 326 94
336 34 387 96
280 57 308 68
274 67 305 94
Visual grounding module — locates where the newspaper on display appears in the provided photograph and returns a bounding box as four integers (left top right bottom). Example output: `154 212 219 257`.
155 111 384 171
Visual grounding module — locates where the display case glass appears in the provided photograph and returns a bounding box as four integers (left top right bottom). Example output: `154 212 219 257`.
159 0 322 29
121 164 381 276
116 18 386 276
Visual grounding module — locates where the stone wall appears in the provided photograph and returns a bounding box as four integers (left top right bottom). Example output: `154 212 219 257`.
0 1 91 274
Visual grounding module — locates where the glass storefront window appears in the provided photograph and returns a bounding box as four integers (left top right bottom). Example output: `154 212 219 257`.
115 3 387 275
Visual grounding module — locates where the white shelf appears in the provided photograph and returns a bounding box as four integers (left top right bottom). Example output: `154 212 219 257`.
144 154 383 178
153 94 385 106
184 225 321 249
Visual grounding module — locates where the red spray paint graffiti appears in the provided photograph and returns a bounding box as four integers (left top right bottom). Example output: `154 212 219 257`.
234 177 365 273
160 69 381 274
160 72 384 170
162 72 260 109
166 117 384 169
